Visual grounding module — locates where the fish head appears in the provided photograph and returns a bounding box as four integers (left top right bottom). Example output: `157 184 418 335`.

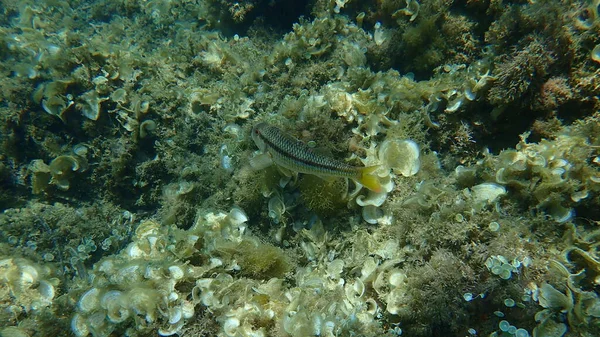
251 122 268 151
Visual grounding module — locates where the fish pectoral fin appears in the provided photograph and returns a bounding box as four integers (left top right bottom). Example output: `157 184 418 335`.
249 153 273 170
315 174 337 183
276 166 294 178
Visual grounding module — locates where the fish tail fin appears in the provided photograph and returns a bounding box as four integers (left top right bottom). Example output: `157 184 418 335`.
358 166 383 193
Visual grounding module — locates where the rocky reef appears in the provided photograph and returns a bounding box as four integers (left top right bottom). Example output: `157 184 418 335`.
1 0 599 336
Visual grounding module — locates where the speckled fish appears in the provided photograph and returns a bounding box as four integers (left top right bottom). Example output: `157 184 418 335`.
251 122 382 192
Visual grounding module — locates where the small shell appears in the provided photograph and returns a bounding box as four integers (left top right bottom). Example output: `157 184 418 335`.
158 321 183 337
73 144 88 157
168 292 179 302
312 313 322 336
360 257 378 280
471 183 506 205
100 290 123 309
374 22 386 46
464 87 477 101
592 44 600 63
326 259 344 279
126 243 144 258
181 300 195 319
495 168 509 184
147 236 159 249
168 265 185 280
223 317 240 336
134 220 160 240
226 207 248 225
140 101 150 114
168 307 183 324
345 278 365 301
268 196 285 223
361 205 384 224
365 298 379 315
209 258 223 268
445 96 464 112
19 265 39 287
71 313 90 337
117 264 141 282
389 271 407 287
38 280 55 300
78 288 100 313
571 189 589 202
356 192 388 207
549 204 573 223
104 291 129 324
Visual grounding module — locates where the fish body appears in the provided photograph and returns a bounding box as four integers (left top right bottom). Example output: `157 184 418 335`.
251 122 382 192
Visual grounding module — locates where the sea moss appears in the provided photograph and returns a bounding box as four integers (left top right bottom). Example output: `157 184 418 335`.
216 238 293 279
299 175 349 218
394 249 475 336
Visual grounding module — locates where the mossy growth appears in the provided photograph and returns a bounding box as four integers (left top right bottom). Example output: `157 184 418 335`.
231 165 283 220
216 238 292 279
299 175 348 217
397 249 475 336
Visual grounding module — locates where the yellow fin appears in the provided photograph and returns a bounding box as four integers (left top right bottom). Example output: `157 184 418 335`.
358 166 383 193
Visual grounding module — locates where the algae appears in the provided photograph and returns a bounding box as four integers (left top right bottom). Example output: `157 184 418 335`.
0 0 599 336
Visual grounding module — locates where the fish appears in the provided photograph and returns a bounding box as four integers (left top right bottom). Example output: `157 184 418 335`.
251 122 382 192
